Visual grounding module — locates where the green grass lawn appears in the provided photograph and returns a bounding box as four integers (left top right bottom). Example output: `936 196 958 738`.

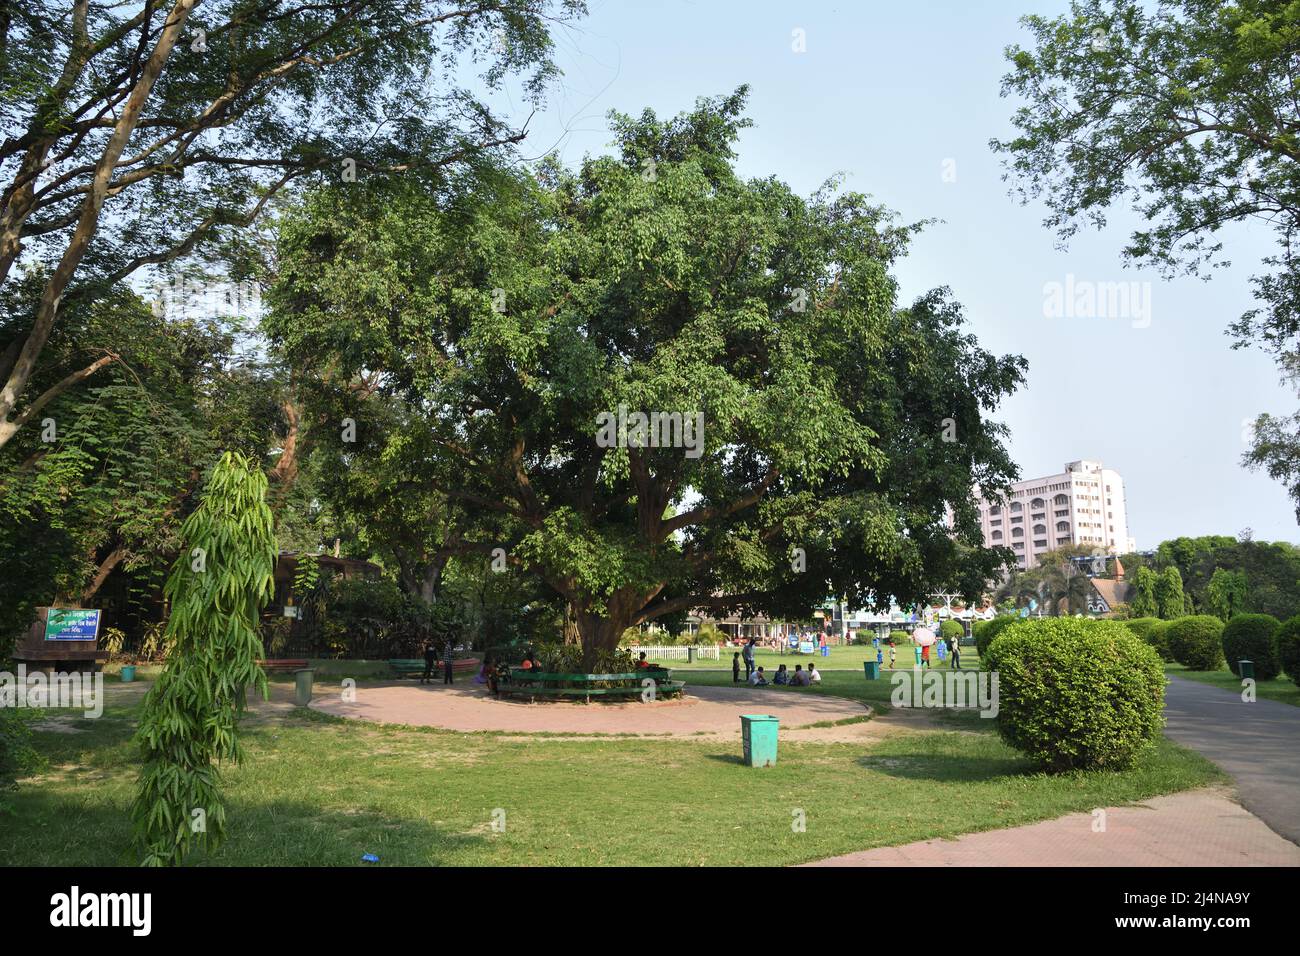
1164 662 1300 707
1 682 1223 866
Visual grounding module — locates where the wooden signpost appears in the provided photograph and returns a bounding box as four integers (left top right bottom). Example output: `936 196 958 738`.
13 607 109 673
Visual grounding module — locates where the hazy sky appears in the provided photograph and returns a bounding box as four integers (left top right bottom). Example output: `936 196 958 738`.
475 0 1296 547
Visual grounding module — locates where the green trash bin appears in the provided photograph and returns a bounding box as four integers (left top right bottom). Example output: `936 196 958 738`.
119 665 136 683
740 714 779 767
1239 660 1255 680
863 661 880 680
687 646 696 663
294 668 315 706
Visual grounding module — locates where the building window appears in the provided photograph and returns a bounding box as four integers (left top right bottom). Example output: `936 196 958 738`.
1010 501 1023 513
1053 494 1068 506
1034 539 1048 548
991 530 1003 541
1012 527 1024 538
1056 521 1070 532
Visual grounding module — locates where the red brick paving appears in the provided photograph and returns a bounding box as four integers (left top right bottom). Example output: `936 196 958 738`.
805 789 1300 866
308 680 866 735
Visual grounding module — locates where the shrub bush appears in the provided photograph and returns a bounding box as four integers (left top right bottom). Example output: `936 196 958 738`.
974 615 1018 657
537 644 636 674
0 709 45 797
1123 617 1168 660
695 623 725 645
1164 615 1226 671
1221 614 1281 680
939 619 964 642
888 630 910 644
852 632 872 645
315 576 461 658
982 618 1165 772
1274 615 1300 688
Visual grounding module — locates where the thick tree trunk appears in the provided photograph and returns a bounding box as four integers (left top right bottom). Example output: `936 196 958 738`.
573 608 635 670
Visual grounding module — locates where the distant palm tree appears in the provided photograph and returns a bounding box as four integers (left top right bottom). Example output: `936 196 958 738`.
996 570 1043 610
1035 557 1093 616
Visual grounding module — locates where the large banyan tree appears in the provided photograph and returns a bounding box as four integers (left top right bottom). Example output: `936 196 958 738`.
267 89 1026 666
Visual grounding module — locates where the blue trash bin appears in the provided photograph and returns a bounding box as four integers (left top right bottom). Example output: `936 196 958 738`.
863 661 880 680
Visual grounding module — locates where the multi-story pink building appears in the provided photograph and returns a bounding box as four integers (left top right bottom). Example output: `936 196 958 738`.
973 460 1135 570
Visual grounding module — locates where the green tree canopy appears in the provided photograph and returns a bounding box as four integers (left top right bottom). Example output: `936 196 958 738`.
1156 565 1189 619
0 0 584 451
993 0 1300 515
267 90 1028 664
1130 565 1159 617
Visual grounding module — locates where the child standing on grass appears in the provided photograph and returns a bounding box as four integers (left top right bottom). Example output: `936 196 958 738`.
888 639 897 670
732 652 742 683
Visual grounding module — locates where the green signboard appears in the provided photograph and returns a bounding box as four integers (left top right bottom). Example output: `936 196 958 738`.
44 608 101 642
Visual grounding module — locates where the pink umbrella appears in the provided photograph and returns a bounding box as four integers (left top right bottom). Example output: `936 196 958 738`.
911 626 937 647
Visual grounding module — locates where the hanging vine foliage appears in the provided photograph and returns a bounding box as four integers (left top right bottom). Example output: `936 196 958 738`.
130 451 276 866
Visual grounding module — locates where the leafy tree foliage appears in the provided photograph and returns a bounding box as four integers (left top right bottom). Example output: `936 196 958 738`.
993 0 1300 513
1121 533 1300 619
0 0 584 450
1156 566 1189 619
1206 567 1250 620
1129 565 1159 618
267 90 1027 665
131 451 276 866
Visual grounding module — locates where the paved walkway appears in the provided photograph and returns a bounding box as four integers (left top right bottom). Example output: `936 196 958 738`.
1162 674 1300 845
806 789 1300 866
308 681 867 735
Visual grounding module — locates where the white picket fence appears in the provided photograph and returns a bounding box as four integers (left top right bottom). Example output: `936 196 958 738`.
628 644 720 661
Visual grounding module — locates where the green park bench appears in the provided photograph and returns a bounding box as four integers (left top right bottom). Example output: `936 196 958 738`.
498 668 684 702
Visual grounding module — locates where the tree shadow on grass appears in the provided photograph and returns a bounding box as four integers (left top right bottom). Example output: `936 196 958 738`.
856 750 1031 784
2 787 485 866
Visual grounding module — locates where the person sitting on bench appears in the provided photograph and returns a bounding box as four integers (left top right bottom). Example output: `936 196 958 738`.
637 651 652 669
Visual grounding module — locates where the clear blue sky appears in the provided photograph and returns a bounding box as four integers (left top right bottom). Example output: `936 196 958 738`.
476 0 1297 547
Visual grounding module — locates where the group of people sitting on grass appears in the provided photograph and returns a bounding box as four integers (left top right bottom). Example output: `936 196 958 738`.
733 655 820 687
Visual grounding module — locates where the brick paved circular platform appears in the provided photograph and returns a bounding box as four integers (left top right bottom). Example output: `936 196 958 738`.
308 681 866 735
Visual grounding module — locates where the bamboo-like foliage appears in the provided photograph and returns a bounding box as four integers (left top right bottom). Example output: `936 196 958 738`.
130 451 276 866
